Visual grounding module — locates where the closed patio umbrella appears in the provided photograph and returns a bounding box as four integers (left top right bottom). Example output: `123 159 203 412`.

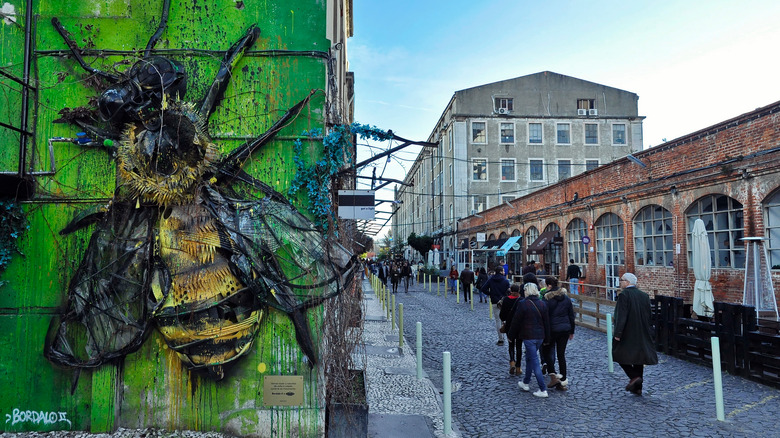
692 218 715 317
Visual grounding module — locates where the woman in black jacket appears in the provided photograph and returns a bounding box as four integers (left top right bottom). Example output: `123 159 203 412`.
499 283 523 375
543 277 574 389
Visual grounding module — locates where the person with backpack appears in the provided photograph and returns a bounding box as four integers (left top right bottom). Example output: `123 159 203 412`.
499 283 523 375
480 268 511 345
543 277 575 390
476 267 489 303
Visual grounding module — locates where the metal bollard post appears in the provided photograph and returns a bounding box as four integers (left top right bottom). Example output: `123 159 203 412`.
456 281 460 303
606 313 614 373
489 301 494 320
386 292 391 320
712 337 725 421
399 303 404 348
437 277 440 296
443 351 452 435
391 295 396 330
428 274 431 292
416 322 423 380
470 288 474 312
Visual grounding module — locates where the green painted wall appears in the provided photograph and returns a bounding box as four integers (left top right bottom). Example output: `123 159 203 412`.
1 1 331 435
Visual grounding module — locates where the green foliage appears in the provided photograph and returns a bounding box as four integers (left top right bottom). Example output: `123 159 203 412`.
407 233 433 261
0 199 27 283
289 123 392 231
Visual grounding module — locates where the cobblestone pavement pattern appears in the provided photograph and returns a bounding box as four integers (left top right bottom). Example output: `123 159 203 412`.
392 279 780 438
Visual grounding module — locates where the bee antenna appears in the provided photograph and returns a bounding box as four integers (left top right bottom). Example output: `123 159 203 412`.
144 0 172 57
51 17 119 82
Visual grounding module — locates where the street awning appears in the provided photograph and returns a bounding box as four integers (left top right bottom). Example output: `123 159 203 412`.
499 236 522 252
479 238 507 250
526 230 558 255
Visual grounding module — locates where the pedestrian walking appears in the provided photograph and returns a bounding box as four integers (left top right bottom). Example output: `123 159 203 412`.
567 259 582 296
613 272 658 396
448 266 459 295
509 282 551 398
542 277 574 390
390 263 401 294
476 267 488 303
499 283 523 375
460 264 475 303
402 261 412 293
480 268 511 345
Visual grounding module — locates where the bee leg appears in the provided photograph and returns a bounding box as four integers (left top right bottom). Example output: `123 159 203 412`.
198 24 262 119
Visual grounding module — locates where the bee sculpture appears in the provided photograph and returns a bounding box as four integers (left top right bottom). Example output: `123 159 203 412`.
44 2 355 380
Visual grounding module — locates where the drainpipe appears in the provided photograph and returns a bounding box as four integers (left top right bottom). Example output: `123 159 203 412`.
18 0 34 179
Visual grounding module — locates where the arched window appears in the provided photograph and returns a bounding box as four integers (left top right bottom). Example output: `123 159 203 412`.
525 226 539 262
596 213 624 300
543 223 561 277
566 218 589 264
511 229 521 237
596 213 625 265
499 231 509 239
686 194 744 269
488 233 496 241
633 205 673 267
765 190 780 269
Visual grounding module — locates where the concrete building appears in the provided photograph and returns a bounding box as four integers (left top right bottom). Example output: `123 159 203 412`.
456 100 780 314
394 71 644 267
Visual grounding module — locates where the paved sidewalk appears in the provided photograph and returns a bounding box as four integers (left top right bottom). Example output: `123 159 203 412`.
388 278 780 438
361 278 459 438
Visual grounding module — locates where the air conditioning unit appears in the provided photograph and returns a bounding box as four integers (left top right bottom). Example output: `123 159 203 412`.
498 108 510 115
589 108 598 116
577 109 587 116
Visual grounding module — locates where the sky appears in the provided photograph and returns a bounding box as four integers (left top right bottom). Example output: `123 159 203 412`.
348 0 780 239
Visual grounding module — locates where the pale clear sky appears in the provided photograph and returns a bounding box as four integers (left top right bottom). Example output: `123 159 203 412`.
348 0 780 239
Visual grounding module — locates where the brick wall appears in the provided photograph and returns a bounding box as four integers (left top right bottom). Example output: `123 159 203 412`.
458 101 780 311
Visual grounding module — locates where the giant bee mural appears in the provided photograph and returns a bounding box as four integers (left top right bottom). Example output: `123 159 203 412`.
44 0 355 380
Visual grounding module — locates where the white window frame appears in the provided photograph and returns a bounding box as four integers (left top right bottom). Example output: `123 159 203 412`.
448 127 453 151
685 194 745 269
584 123 599 145
566 218 589 264
765 190 780 269
557 159 572 181
471 121 487 144
528 122 543 144
495 97 514 112
528 158 545 182
473 195 487 213
586 159 600 172
612 123 627 145
500 122 515 144
472 158 487 181
500 158 516 182
502 196 515 204
556 123 571 145
449 163 453 187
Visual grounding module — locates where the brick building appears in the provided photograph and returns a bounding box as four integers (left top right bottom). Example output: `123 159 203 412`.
457 100 780 312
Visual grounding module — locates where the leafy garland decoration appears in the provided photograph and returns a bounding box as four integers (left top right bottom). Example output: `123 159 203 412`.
289 123 393 231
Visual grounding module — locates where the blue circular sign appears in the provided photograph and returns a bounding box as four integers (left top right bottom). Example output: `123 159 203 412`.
581 236 591 244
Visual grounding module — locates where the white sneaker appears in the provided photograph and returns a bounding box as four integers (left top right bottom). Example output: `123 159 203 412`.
560 378 569 387
518 381 530 392
533 390 549 398
556 373 563 379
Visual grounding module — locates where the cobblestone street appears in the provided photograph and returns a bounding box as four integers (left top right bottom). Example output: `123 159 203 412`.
391 280 780 438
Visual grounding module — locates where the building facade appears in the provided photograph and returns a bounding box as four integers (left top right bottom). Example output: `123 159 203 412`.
457 100 780 313
394 71 644 266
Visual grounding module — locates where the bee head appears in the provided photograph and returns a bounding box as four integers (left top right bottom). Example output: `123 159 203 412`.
99 56 187 123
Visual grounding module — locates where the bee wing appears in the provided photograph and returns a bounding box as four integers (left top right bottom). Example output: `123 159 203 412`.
201 187 357 365
45 202 161 368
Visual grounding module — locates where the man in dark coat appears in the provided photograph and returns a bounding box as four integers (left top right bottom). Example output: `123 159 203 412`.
612 272 658 396
459 264 475 303
480 268 511 345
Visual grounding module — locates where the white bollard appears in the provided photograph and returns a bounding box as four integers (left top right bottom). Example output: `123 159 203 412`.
443 351 452 435
712 337 725 421
416 322 423 380
606 313 614 373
